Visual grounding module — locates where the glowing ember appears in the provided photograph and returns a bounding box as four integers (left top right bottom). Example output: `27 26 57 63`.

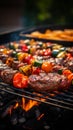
8 106 13 115
37 113 44 120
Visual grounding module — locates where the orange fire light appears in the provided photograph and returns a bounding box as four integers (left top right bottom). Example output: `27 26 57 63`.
22 97 38 111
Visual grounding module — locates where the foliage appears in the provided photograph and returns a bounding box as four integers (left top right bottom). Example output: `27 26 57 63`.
24 0 73 26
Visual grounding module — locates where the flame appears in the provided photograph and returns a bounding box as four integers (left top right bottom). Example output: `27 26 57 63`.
21 94 46 112
14 102 19 109
4 91 56 117
22 97 25 109
12 95 46 112
9 93 47 114
8 106 13 115
4 88 56 117
22 97 38 111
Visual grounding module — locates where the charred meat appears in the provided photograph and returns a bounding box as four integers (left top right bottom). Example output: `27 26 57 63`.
0 68 18 84
28 72 70 92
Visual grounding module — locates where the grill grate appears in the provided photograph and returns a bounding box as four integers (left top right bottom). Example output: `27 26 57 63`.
0 82 73 111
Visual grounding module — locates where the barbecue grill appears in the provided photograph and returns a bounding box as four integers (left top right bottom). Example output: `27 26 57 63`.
0 81 73 111
0 26 73 130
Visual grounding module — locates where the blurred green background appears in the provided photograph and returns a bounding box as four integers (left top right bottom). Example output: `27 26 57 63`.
24 0 73 26
0 0 73 33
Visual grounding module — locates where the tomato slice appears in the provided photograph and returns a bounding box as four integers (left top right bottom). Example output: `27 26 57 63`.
13 72 28 88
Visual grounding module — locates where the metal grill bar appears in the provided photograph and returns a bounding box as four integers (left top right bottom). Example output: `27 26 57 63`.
0 86 73 111
1 82 73 105
0 82 73 111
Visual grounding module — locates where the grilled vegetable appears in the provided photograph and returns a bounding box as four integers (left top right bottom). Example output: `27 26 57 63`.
23 54 34 64
52 49 59 57
32 67 41 74
34 60 43 67
19 65 32 76
0 39 73 93
21 44 29 52
41 61 53 73
43 48 52 56
67 73 73 82
63 69 72 77
13 72 28 88
57 51 66 58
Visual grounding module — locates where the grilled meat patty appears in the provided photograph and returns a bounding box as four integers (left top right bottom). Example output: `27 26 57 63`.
28 72 70 92
0 69 18 84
